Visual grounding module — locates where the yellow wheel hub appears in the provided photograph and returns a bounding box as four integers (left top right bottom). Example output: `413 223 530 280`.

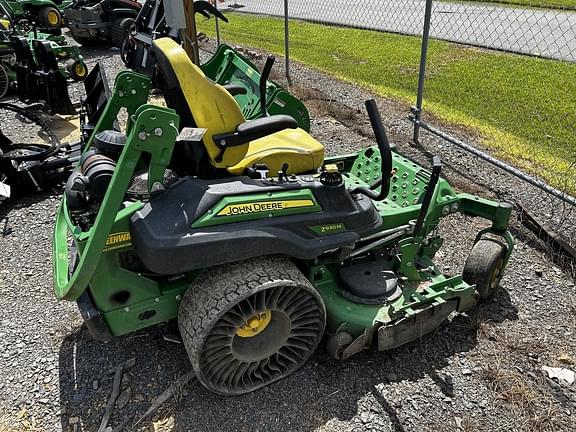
490 260 504 290
236 311 272 338
47 11 59 26
75 63 87 77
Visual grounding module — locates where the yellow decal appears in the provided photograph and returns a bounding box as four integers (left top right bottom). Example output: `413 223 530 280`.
103 231 132 252
217 199 315 217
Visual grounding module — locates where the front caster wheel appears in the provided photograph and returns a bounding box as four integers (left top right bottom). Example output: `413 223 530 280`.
178 256 326 395
66 59 88 82
463 239 507 300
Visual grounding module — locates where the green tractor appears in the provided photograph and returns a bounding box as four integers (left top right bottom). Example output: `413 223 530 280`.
0 0 71 28
53 38 514 395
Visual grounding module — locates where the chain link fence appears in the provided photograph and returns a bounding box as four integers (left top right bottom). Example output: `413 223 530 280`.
212 0 576 209
219 0 576 61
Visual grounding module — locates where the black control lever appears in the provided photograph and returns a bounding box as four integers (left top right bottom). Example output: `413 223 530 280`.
412 156 442 236
349 99 393 201
259 56 275 117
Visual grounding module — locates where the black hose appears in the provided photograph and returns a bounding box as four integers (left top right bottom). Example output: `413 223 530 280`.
349 99 393 201
0 102 61 161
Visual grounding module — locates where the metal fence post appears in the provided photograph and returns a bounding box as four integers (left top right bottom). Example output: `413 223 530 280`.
214 0 221 46
284 0 291 84
412 0 434 144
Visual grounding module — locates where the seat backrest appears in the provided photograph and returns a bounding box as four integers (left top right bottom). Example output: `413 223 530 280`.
152 37 248 168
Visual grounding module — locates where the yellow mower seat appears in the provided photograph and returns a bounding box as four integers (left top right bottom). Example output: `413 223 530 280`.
152 38 324 174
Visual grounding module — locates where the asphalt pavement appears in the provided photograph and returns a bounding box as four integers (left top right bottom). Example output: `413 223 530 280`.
221 0 576 62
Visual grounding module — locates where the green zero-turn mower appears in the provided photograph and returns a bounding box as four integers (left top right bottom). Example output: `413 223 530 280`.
53 37 515 395
1 0 72 28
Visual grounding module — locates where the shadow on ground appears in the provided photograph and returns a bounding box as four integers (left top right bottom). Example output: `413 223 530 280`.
57 287 517 432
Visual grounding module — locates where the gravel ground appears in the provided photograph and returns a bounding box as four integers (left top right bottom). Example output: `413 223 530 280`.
1 36 575 432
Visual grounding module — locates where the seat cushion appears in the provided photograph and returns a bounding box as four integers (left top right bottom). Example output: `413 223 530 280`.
227 128 324 175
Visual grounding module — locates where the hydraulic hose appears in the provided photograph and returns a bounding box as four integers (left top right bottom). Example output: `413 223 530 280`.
0 102 61 162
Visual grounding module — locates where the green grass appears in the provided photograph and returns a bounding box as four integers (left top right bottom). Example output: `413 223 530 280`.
449 0 576 9
199 14 576 192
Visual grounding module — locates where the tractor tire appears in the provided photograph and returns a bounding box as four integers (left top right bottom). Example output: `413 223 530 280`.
111 17 134 48
66 59 88 82
38 6 62 28
463 239 507 300
0 63 9 99
178 256 326 395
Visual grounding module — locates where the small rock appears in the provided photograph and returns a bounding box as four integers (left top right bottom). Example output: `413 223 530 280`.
116 387 132 409
542 366 575 386
92 380 99 390
68 417 79 425
558 354 575 365
385 373 397 381
461 368 472 376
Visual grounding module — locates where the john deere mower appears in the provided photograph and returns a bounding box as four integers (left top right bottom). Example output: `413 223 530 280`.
0 0 71 28
64 0 142 47
53 38 514 395
0 1 88 89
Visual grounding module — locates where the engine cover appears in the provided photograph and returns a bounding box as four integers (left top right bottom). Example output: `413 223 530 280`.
130 176 382 274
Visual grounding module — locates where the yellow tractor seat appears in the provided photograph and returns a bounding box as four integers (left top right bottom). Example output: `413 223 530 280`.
152 38 324 175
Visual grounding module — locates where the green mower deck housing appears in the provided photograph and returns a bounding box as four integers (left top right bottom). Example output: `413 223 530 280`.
53 69 514 395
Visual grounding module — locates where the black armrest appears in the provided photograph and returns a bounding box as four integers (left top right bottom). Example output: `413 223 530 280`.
211 115 298 162
223 84 248 96
236 115 297 139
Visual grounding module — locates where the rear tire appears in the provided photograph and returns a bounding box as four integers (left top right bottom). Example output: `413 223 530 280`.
0 63 9 99
111 17 134 48
463 239 506 300
38 6 62 28
178 256 326 395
